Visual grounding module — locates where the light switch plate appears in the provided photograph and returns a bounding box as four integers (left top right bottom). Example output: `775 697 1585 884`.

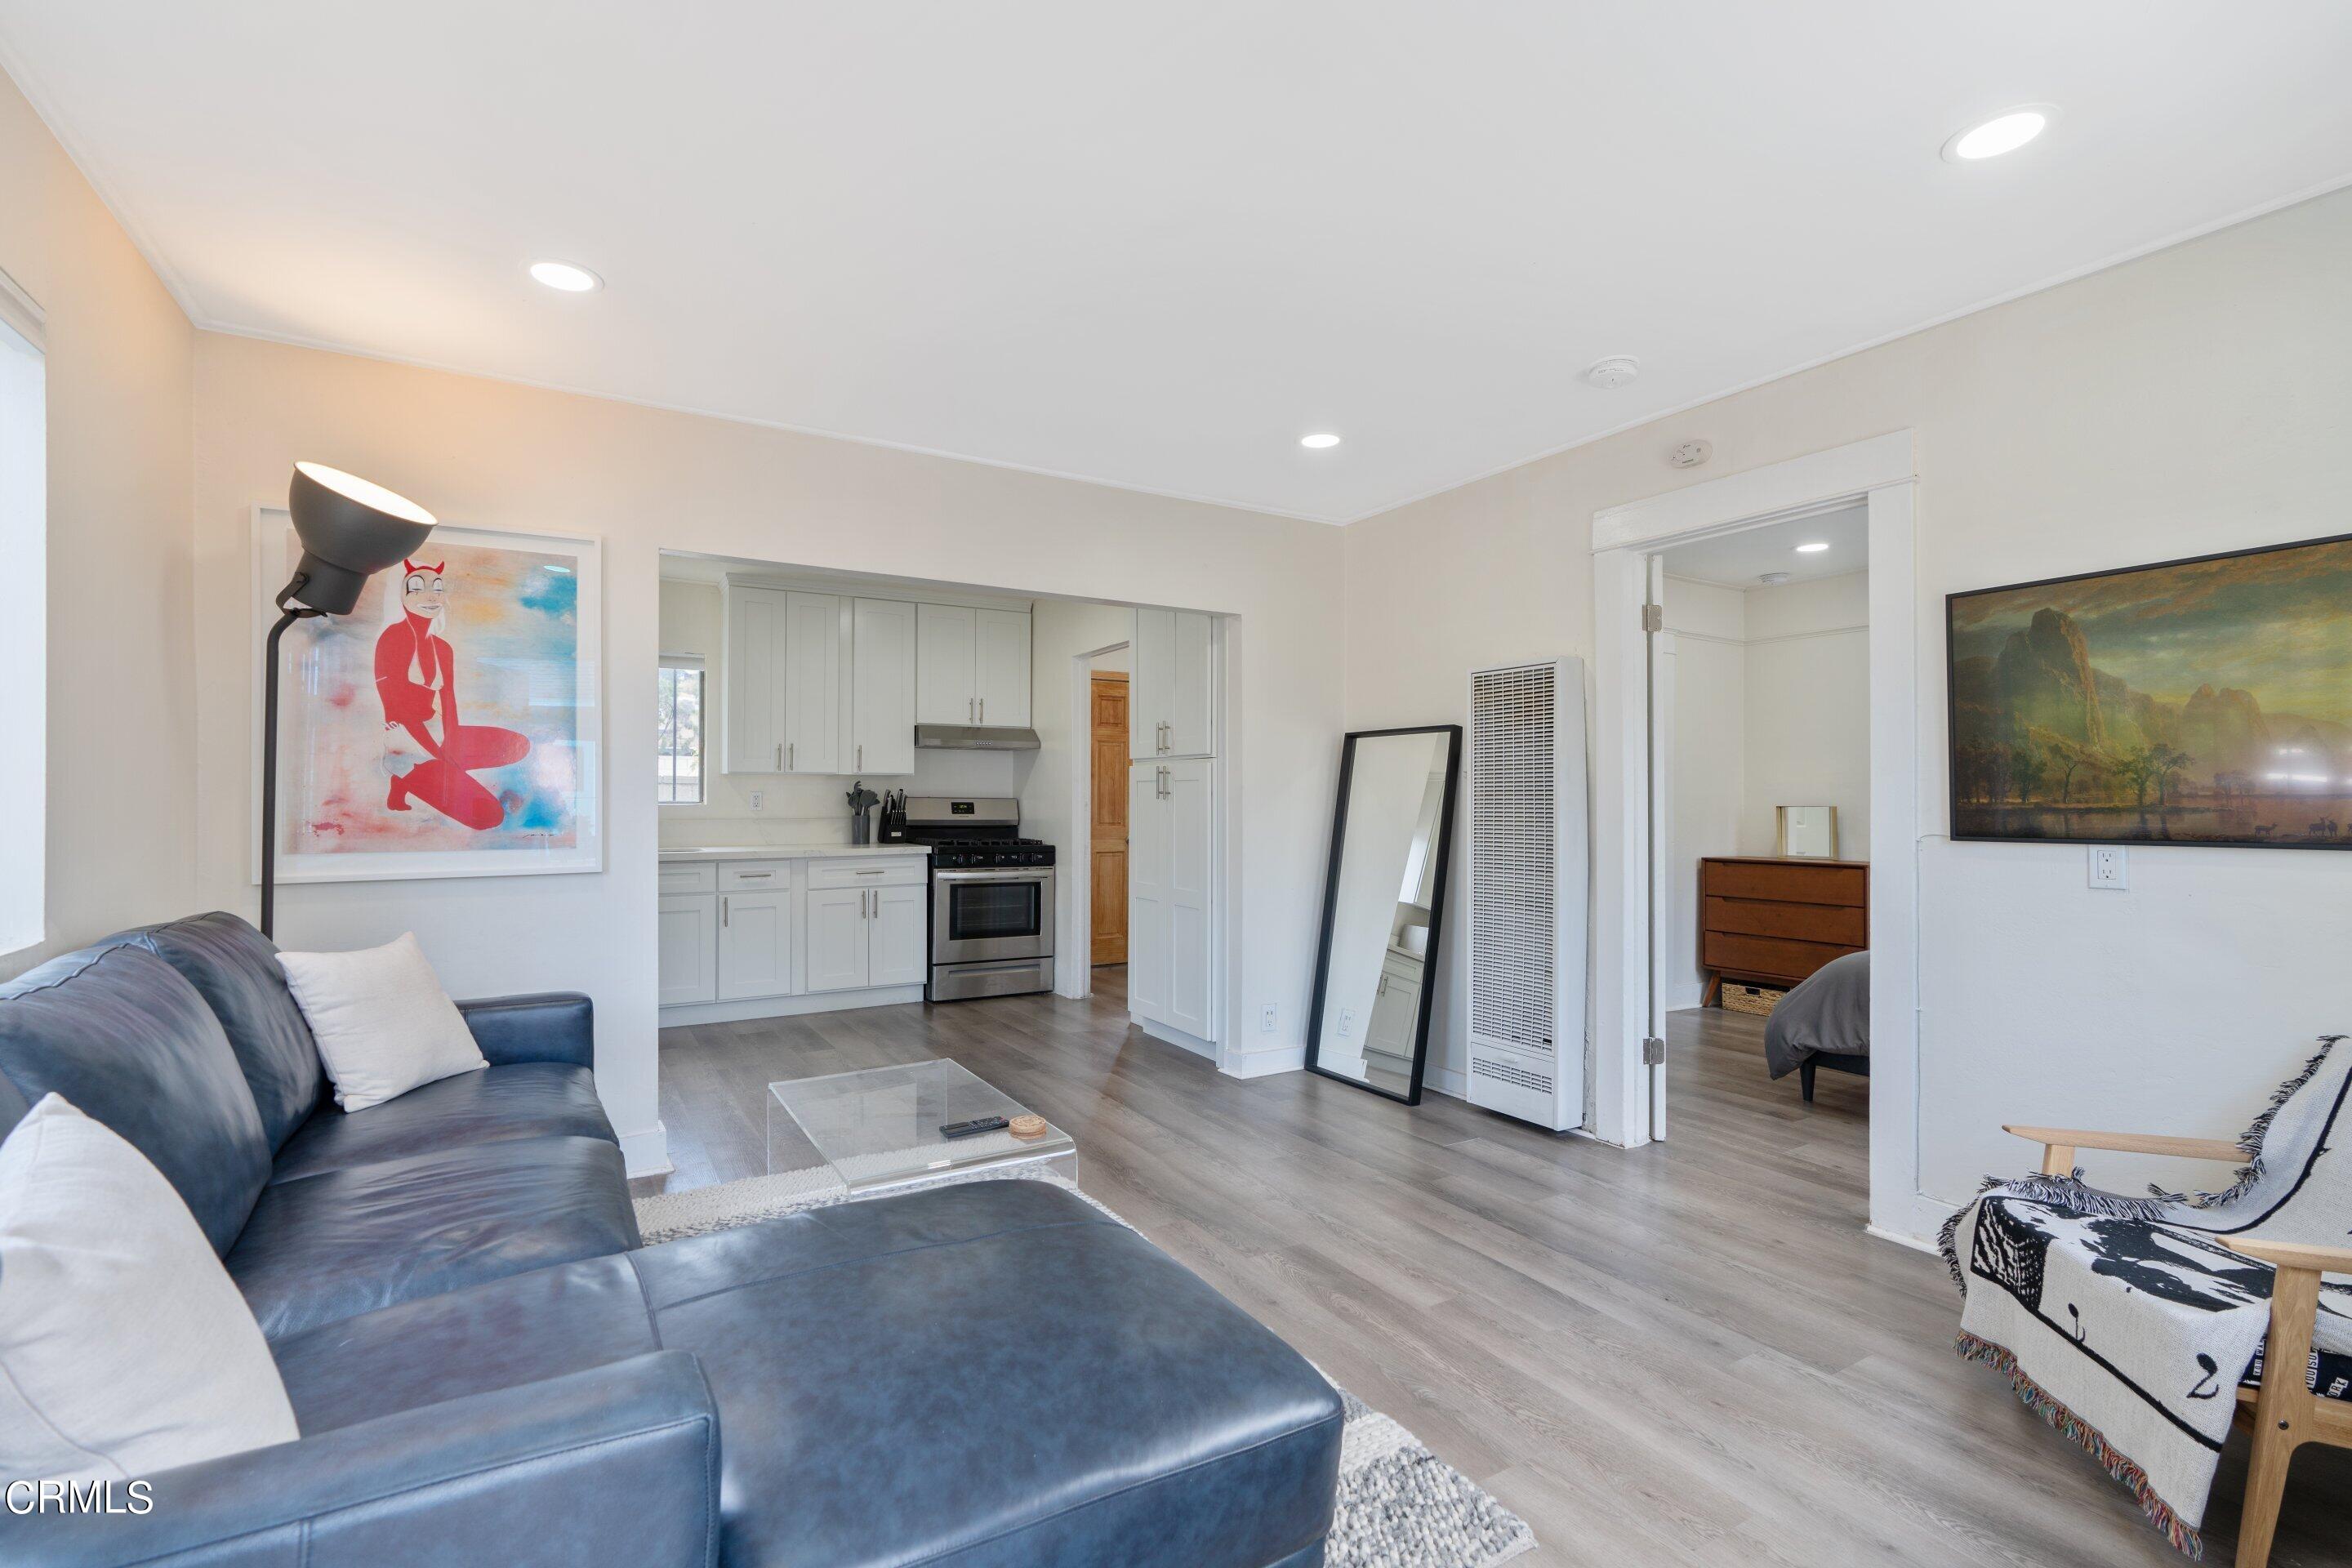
2088 845 2127 890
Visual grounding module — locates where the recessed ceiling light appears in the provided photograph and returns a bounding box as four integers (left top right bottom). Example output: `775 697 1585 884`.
1794 541 1831 554
1299 432 1342 450
1942 106 2054 163
528 261 603 293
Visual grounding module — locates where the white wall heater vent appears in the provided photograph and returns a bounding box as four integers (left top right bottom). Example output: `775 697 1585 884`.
1465 657 1588 1131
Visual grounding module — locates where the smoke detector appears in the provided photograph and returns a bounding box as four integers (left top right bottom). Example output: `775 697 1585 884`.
1757 572 1792 586
1584 355 1640 390
1668 439 1712 470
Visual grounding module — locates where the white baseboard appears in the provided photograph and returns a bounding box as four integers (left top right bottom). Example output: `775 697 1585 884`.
1866 1223 1943 1256
1870 1188 1959 1253
619 1121 672 1179
659 984 924 1027
1221 1045 1305 1079
1424 1064 1468 1100
1134 1015 1216 1060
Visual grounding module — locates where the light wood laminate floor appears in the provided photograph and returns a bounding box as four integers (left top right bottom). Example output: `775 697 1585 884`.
637 983 2351 1567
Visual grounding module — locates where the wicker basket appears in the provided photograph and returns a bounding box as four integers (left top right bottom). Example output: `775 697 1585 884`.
1720 982 1784 1017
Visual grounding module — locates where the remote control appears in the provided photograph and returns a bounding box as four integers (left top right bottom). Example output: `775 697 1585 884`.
938 1116 1009 1140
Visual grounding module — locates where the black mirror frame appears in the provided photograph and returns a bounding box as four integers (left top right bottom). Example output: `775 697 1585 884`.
1303 724 1463 1107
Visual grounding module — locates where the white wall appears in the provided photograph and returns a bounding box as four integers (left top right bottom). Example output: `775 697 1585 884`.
1740 572 1870 860
655 577 1021 847
0 65 198 978
1660 579 1744 1010
1019 596 1138 980
192 334 1345 1172
1345 187 2352 1229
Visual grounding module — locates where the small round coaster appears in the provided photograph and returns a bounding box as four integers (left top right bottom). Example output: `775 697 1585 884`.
1007 1113 1049 1141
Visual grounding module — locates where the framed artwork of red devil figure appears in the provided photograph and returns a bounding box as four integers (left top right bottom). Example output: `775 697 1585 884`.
252 509 604 882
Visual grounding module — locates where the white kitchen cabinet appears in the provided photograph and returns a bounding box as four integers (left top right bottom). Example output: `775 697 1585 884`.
804 880 927 992
1362 951 1424 1070
1130 608 1214 760
869 883 928 987
723 584 789 773
803 886 869 993
1128 757 1214 1040
917 602 1031 727
780 591 844 774
716 888 793 1000
852 597 917 775
973 608 1031 728
657 893 718 1006
916 604 977 724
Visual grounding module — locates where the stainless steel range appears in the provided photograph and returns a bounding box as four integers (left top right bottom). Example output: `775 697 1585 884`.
885 796 1055 1002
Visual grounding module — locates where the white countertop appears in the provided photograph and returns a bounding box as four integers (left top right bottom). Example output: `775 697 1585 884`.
657 843 929 862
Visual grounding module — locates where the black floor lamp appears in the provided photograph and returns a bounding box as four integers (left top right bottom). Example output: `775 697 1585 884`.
261 463 436 938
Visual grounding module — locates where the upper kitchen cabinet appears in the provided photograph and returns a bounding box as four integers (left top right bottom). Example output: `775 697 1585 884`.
918 603 1031 728
723 581 789 773
852 597 917 775
724 581 847 774
1130 608 1214 760
779 590 844 774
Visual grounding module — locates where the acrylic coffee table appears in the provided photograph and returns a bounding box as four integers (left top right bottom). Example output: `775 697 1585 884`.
767 1058 1076 1194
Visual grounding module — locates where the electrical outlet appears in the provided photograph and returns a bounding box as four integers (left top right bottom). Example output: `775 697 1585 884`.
1337 1009 1355 1040
2088 845 2127 890
748 790 764 813
1259 1003 1277 1035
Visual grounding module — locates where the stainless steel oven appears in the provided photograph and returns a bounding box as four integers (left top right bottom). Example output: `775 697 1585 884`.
890 796 1058 1002
933 867 1054 964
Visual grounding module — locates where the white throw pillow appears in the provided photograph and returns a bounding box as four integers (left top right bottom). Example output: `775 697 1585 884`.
0 1095 300 1483
278 933 487 1112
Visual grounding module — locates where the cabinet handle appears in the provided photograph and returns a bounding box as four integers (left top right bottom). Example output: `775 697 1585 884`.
854 868 883 875
775 742 782 769
722 896 730 929
979 697 985 724
788 742 795 769
857 743 863 770
736 871 771 880
968 697 974 722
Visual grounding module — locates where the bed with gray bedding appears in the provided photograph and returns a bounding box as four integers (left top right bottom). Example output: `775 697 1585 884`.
1762 949 1869 1101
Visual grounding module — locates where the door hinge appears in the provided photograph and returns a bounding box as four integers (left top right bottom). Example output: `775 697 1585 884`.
1641 1036 1666 1066
1641 604 1664 634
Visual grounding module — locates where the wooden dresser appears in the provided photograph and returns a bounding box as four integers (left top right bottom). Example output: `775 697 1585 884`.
1698 856 1868 1002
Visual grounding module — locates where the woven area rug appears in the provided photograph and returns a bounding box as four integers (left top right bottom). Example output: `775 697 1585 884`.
635 1166 1535 1568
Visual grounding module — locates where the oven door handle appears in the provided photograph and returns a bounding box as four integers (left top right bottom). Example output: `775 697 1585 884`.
932 867 1054 884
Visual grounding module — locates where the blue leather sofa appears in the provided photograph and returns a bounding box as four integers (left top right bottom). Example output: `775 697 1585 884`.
1 914 1343 1567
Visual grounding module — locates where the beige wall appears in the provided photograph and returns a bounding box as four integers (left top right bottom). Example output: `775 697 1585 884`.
0 69 196 978
1740 572 1869 862
191 333 1345 1165
1021 597 1139 984
1346 187 2352 1226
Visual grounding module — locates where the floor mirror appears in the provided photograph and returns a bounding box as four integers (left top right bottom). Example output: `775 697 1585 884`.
1304 724 1463 1105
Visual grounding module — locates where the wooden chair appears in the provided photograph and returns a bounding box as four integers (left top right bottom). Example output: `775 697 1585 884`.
2007 1124 2352 1568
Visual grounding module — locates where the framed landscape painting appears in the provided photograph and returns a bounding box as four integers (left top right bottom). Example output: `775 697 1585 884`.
1948 532 2352 849
253 507 604 882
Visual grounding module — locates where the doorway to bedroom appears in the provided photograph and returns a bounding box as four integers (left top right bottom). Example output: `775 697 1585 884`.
1651 510 1873 1162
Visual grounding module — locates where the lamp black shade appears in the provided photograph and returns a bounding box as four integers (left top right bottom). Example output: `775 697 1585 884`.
262 464 435 937
284 461 436 614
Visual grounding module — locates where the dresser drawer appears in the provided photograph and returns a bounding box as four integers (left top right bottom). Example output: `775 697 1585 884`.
718 862 791 891
1700 859 1864 906
1703 895 1866 947
658 863 718 895
1703 932 1858 987
808 856 928 889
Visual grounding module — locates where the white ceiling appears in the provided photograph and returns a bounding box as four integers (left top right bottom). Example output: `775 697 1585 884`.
1659 506 1868 588
4 4 2348 524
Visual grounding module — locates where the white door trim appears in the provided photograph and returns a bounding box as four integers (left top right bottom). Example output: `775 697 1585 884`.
1591 430 1939 1244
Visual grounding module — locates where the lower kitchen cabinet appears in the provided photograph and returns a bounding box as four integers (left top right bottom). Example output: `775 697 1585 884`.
805 881 927 993
716 888 792 1000
657 893 718 1006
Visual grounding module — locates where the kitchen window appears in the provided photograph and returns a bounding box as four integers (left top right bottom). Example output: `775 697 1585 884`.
657 655 705 804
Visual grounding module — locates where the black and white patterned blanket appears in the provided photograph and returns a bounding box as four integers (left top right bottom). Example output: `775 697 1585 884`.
1940 1036 2352 1557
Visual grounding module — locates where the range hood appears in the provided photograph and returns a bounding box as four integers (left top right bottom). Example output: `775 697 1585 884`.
915 724 1041 751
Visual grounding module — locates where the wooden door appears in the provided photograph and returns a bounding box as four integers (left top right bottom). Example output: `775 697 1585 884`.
1090 673 1129 964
